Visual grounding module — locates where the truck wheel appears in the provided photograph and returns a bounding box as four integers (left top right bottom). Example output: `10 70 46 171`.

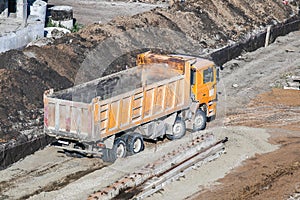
126 133 144 156
113 138 127 158
193 110 207 131
167 118 186 140
101 138 127 163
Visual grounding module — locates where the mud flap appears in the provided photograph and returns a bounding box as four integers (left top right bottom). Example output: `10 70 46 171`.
186 102 200 129
103 135 115 149
164 112 178 135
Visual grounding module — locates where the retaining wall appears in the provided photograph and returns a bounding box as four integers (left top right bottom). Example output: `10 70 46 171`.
0 135 54 170
0 21 44 53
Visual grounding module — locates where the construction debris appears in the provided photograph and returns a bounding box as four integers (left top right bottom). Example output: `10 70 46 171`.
284 75 300 90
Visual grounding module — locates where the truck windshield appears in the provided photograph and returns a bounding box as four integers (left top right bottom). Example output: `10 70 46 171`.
203 67 214 83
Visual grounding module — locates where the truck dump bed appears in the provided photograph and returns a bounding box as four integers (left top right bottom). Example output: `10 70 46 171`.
44 62 190 142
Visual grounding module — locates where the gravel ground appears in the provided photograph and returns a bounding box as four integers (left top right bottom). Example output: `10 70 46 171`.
145 30 300 200
216 30 300 118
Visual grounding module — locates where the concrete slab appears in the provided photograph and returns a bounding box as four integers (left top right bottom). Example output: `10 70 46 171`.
0 17 23 35
0 18 44 53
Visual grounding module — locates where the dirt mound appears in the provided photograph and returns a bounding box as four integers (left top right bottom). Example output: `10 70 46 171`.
28 0 295 83
79 0 293 47
73 1 294 80
24 36 92 82
0 50 72 143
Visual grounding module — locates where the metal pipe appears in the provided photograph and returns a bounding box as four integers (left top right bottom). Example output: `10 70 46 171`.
265 25 272 47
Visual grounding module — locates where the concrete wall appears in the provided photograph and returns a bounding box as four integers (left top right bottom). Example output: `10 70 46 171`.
0 21 44 53
0 0 47 53
0 0 27 19
16 0 26 20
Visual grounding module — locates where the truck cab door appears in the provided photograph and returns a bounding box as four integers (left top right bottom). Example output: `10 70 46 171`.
194 66 216 106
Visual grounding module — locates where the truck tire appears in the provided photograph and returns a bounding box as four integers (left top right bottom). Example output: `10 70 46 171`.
126 133 144 156
193 109 207 131
101 138 127 163
166 118 186 140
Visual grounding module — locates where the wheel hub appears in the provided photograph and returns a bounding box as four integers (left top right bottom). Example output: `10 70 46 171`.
116 144 125 158
133 139 142 153
195 115 203 126
173 123 182 135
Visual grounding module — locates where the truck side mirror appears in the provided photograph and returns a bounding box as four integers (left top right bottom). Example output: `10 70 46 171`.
216 67 220 82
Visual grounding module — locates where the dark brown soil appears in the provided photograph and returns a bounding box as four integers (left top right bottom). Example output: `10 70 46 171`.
0 50 72 143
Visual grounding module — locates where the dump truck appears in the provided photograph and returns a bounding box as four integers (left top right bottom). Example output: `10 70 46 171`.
44 52 218 162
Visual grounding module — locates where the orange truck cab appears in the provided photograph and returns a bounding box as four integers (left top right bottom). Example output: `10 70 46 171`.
137 52 217 121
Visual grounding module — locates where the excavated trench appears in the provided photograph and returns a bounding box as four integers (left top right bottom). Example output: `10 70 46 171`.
1 12 300 169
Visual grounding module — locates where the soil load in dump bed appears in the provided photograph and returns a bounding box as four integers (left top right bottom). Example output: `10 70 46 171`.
51 63 180 103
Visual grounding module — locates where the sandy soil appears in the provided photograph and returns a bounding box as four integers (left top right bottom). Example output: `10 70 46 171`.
145 126 279 200
0 126 277 200
191 91 300 200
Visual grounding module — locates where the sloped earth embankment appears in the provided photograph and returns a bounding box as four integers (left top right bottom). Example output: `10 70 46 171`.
0 0 298 168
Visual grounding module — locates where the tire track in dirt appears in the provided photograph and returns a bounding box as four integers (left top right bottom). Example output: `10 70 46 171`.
18 163 108 200
225 89 300 130
0 146 108 200
0 158 74 195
